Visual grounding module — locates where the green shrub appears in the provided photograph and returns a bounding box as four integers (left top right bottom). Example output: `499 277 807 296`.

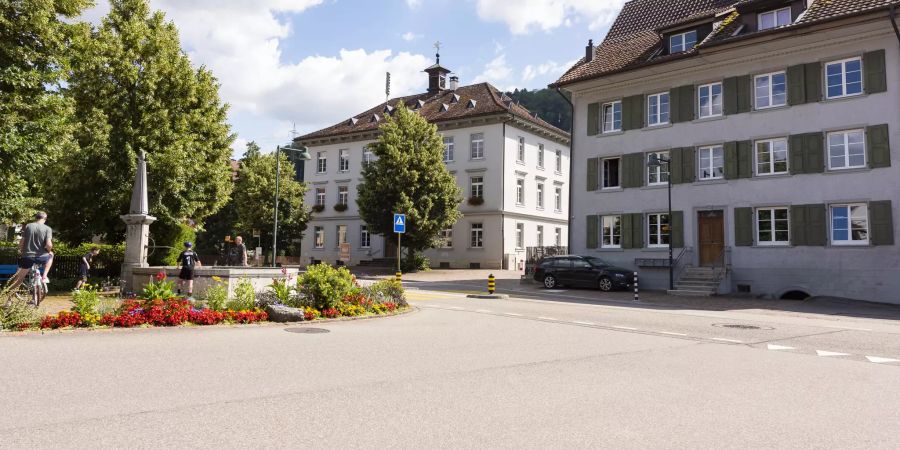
269 278 293 305
226 278 256 311
0 297 40 331
296 263 354 310
363 279 408 307
152 223 197 266
141 275 177 300
71 284 102 316
401 253 430 272
203 278 228 311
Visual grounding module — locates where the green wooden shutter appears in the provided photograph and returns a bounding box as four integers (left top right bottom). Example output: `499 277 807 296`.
866 124 891 168
681 147 695 183
622 95 643 131
622 153 644 188
789 134 805 174
586 157 599 191
806 204 827 246
787 64 806 105
723 77 739 115
864 49 887 94
724 141 738 179
631 213 645 249
669 148 683 184
670 85 694 123
803 133 824 173
670 210 684 248
737 140 753 178
621 213 634 249
790 205 808 246
734 207 753 246
804 62 822 103
724 76 751 114
586 215 599 249
737 75 752 113
870 200 894 246
587 102 600 136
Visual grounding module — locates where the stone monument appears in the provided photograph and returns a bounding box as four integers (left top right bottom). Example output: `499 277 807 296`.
120 151 156 291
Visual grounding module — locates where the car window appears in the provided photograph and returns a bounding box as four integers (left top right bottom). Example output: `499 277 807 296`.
539 259 556 268
554 258 573 269
585 257 608 267
572 259 591 268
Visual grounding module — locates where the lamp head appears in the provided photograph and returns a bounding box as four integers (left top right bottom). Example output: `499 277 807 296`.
278 143 312 160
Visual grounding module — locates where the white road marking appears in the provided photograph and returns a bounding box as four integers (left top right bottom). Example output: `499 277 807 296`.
866 356 900 364
767 344 796 351
449 306 463 310
420 304 435 307
475 309 492 313
537 317 558 321
612 326 638 331
658 331 687 336
712 338 744 344
504 313 522 317
816 350 850 357
572 321 595 326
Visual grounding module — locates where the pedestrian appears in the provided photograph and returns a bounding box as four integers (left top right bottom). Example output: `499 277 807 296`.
74 247 101 290
232 236 249 267
176 242 202 298
5 211 54 304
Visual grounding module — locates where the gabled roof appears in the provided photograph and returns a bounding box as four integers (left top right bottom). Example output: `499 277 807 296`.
552 0 900 88
297 82 569 143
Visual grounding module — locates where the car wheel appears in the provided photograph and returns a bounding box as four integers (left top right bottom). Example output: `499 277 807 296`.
543 274 557 289
598 276 613 292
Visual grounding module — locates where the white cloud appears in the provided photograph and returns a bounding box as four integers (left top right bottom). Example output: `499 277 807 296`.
475 0 626 34
473 54 516 91
521 59 575 83
401 31 421 41
405 0 422 8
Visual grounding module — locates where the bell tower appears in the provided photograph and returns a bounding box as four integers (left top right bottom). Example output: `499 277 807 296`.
424 41 451 93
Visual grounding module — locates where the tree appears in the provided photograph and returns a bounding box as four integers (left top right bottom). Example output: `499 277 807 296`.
233 142 309 257
505 88 572 132
44 0 235 243
0 0 91 224
357 105 462 267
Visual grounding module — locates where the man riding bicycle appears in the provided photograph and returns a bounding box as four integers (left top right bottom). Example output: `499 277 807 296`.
7 212 54 295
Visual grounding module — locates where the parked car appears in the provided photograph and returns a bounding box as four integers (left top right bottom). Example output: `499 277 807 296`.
533 255 633 291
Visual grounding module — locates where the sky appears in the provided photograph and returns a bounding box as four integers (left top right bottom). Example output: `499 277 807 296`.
79 0 627 158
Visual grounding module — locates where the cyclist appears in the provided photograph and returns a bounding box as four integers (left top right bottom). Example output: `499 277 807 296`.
74 247 101 290
7 212 54 294
176 241 202 298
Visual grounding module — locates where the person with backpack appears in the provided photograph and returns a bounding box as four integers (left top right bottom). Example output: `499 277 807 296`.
176 242 202 298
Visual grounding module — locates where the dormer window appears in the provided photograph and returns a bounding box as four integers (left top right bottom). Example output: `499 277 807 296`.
758 7 791 30
669 30 697 53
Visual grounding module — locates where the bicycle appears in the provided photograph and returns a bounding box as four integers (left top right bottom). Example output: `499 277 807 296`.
4 263 48 308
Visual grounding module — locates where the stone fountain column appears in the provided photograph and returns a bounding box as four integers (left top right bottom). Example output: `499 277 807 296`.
120 151 156 292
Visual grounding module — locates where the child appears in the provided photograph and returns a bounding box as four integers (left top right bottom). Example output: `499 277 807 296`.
176 242 202 298
74 247 101 290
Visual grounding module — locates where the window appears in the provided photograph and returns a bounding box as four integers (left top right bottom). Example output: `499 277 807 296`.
536 182 544 209
360 225 370 248
537 144 545 168
362 146 374 167
471 223 483 248
314 226 324 248
755 138 788 175
698 83 723 118
470 176 484 199
669 30 697 53
555 149 562 173
698 145 724 180
337 185 348 205
647 92 670 126
602 157 620 188
337 225 347 246
443 136 454 162
754 72 787 109
440 228 453 248
536 225 544 247
338 149 349 172
515 179 525 205
827 130 865 170
831 204 869 245
602 101 622 132
516 223 524 248
647 151 670 185
756 207 790 245
602 215 621 248
647 213 670 247
554 187 562 211
554 228 562 246
826 58 863 99
470 133 484 159
517 137 525 162
316 151 327 173
758 7 791 30
315 188 326 206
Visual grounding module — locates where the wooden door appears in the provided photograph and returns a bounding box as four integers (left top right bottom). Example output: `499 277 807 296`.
698 210 724 267
384 236 398 258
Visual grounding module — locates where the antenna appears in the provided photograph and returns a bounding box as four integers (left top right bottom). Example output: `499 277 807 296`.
289 122 299 141
385 72 391 103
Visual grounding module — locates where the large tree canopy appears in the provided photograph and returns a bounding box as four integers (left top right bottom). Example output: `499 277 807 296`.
45 0 234 243
357 105 462 261
0 0 92 224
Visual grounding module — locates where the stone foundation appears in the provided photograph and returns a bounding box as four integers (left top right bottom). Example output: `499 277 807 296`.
131 267 299 298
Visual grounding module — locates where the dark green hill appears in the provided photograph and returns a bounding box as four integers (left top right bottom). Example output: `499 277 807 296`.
505 88 572 133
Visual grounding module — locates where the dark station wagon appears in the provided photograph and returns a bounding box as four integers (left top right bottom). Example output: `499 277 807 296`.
533 255 634 291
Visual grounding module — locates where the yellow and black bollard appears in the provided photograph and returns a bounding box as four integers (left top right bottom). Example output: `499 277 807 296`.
488 274 496 294
395 271 402 284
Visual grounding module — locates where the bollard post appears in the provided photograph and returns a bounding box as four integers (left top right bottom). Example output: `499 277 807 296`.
633 271 639 302
488 274 496 294
395 271 402 284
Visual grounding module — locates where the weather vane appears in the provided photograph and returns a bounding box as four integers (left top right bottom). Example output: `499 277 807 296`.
434 40 442 63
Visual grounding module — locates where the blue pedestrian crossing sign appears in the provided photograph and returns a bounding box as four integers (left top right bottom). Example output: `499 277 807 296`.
393 213 406 233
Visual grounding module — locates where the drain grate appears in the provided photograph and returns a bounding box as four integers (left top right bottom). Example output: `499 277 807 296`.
712 323 773 330
284 327 330 334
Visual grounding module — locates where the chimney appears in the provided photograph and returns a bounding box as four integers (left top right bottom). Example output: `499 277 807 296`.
585 39 595 62
449 75 459 90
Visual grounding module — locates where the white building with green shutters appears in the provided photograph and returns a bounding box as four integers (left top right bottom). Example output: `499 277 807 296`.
551 0 899 302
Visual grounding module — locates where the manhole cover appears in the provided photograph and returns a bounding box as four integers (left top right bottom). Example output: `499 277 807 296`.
712 323 774 330
284 327 330 334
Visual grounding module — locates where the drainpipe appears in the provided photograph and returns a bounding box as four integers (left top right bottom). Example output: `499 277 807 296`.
501 119 509 269
890 6 900 47
555 87 575 251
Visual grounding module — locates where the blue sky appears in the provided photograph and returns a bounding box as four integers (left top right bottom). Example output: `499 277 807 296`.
81 0 626 157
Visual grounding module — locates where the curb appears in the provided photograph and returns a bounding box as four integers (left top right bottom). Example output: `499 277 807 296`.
466 294 510 299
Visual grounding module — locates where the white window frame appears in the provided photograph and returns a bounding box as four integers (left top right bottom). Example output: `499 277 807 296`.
669 30 697 53
755 138 789 176
516 178 525 205
336 225 347 246
517 137 526 163
646 151 670 186
337 185 349 205
314 226 325 249
536 182 545 209
440 228 453 248
825 57 863 99
338 149 349 172
602 157 621 189
647 213 670 248
758 6 792 30
443 136 454 163
537 143 545 168
754 71 787 110
554 187 562 212
830 203 869 246
601 215 621 249
470 133 485 159
555 150 563 173
316 151 327 174
698 82 723 118
827 129 866 170
470 176 484 199
647 92 670 126
471 223 483 248
756 207 790 246
362 146 374 167
536 225 544 247
698 145 724 180
315 188 326 206
554 227 562 246
515 223 525 249
602 100 622 133
360 225 371 248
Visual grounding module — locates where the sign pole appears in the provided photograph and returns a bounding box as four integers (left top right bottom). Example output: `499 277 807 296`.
397 232 401 274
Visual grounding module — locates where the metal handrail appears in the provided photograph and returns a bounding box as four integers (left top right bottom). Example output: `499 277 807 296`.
710 246 730 274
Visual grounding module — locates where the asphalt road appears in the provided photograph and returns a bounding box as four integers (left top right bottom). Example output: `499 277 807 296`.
2 288 899 449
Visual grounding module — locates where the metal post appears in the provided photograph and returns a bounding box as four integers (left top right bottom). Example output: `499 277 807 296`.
488 274 495 294
397 232 401 276
272 147 281 268
667 173 673 291
633 271 639 302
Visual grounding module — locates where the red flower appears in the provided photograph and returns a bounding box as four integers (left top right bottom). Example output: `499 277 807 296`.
155 271 167 281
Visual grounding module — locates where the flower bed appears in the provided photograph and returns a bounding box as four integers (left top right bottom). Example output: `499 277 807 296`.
37 298 268 330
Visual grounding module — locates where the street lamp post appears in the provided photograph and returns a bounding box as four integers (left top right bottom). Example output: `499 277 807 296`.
648 153 674 290
273 143 311 267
